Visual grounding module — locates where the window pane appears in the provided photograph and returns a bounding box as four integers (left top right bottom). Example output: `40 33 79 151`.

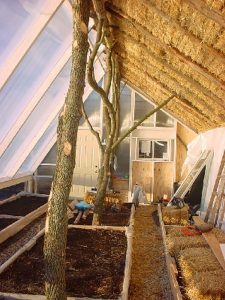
120 84 131 134
156 110 174 127
154 141 168 159
138 140 152 159
134 93 154 127
114 139 130 177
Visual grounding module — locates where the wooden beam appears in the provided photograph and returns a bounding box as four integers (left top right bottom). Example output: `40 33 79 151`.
118 52 225 125
0 0 65 91
115 32 225 104
0 44 71 158
158 205 183 300
0 174 32 190
125 80 197 133
0 203 47 244
121 67 214 132
141 0 225 63
107 6 225 92
193 216 225 272
120 58 217 127
181 0 225 28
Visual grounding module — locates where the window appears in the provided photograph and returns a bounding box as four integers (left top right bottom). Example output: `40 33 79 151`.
137 139 173 161
156 110 174 127
134 92 175 128
134 93 155 127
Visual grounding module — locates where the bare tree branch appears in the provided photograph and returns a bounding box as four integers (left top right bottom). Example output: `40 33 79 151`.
81 102 104 154
111 94 176 150
87 17 115 116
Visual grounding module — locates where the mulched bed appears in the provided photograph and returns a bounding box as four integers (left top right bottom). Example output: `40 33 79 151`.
0 228 127 299
68 204 132 226
0 196 48 216
128 205 172 300
0 215 46 266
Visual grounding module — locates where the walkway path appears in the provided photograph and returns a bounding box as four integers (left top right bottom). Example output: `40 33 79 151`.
129 205 172 300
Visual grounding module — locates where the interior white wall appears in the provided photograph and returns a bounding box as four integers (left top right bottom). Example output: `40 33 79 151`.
183 127 225 213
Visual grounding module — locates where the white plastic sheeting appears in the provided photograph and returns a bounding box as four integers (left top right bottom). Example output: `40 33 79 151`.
183 127 225 213
0 0 104 186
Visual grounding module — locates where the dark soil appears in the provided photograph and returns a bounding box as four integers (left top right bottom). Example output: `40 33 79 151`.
0 196 47 216
68 203 132 226
0 183 24 201
0 215 46 266
0 218 16 230
0 228 127 299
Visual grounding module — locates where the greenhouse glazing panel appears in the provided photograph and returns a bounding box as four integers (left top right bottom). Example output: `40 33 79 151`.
0 3 72 145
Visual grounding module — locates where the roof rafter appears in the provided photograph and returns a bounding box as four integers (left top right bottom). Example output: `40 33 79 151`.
108 8 225 92
120 63 216 131
144 0 225 62
115 31 224 106
117 51 225 124
181 0 225 28
0 0 64 91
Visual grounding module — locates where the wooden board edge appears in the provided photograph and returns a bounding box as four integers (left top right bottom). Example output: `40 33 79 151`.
68 224 126 231
0 203 47 244
157 204 183 300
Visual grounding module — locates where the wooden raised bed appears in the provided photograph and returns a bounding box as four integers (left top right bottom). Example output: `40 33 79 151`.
68 202 133 227
158 204 225 300
0 208 135 300
0 193 48 244
157 204 183 300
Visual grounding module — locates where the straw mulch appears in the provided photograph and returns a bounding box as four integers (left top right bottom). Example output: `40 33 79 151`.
162 205 189 225
166 226 225 299
179 247 225 300
166 225 225 258
129 205 172 300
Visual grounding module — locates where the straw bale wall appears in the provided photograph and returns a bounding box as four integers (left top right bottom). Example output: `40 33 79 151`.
106 0 225 132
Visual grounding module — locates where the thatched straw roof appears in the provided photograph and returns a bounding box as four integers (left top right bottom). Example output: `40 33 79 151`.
105 0 225 132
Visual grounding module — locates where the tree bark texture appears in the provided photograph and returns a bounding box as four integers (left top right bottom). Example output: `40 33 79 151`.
44 1 90 299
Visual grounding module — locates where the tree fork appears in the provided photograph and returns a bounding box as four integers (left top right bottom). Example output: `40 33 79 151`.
44 1 90 299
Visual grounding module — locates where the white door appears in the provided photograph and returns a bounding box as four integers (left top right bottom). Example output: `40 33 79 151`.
70 129 100 198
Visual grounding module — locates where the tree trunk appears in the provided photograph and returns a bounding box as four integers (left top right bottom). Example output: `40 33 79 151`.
93 151 111 225
44 1 90 300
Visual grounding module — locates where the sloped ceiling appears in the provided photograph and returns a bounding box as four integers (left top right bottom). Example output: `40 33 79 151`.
105 0 225 133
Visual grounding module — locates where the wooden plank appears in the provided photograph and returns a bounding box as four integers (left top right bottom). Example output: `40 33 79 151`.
121 207 135 300
0 293 114 300
0 175 32 190
132 161 153 202
154 162 173 201
68 224 126 231
157 204 183 300
205 151 225 222
193 216 225 271
0 203 47 244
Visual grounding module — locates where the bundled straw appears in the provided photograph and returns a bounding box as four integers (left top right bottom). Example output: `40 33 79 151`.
162 205 189 225
179 247 221 281
166 235 207 258
186 270 225 300
212 228 225 243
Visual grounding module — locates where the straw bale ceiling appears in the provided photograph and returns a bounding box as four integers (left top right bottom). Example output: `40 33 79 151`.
104 0 225 132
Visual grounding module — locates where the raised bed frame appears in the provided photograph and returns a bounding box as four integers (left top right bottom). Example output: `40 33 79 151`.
0 204 135 300
0 192 48 244
157 204 183 300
